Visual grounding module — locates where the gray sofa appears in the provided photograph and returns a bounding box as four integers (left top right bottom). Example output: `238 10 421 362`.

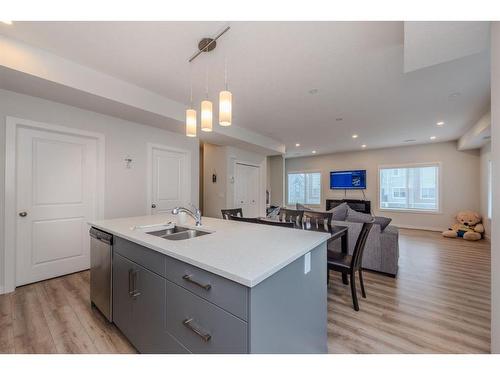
294 203 399 277
329 220 399 276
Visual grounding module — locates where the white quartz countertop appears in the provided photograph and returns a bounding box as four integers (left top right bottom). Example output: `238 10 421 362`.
88 214 330 287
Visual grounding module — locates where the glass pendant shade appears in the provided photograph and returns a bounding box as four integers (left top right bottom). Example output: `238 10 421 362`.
201 100 213 132
186 109 197 137
219 90 232 126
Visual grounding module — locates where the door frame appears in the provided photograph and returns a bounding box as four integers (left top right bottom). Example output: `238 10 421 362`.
232 160 264 217
3 116 105 294
146 143 192 215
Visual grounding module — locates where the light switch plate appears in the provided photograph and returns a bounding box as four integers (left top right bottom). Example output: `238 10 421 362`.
304 252 311 274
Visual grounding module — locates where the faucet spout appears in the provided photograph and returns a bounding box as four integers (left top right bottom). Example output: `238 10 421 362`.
172 205 202 227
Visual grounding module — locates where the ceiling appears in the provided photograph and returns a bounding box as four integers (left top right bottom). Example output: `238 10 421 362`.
0 21 491 157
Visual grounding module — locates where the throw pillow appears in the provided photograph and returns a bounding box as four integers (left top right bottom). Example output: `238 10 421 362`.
372 216 392 231
327 202 348 221
346 206 374 223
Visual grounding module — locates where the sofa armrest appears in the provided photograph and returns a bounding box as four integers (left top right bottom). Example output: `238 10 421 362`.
379 225 399 276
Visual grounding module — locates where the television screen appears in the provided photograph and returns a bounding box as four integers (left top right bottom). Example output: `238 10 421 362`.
330 170 366 190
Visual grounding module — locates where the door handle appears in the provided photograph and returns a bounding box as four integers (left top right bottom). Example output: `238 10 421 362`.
131 270 141 298
151 203 157 209
19 211 28 217
128 269 134 296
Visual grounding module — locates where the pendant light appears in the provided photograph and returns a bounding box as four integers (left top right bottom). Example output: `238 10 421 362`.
201 66 213 132
219 57 232 126
186 70 197 137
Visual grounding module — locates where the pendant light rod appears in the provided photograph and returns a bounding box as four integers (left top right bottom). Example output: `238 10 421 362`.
188 25 231 63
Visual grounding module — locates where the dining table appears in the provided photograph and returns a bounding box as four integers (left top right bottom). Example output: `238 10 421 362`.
257 217 349 277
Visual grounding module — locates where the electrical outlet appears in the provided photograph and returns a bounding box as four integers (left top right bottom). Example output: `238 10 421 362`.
304 252 311 274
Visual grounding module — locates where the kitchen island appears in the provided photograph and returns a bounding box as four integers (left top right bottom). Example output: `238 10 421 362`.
89 214 330 354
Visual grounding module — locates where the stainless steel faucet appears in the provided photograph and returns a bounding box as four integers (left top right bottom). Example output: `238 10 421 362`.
172 205 202 227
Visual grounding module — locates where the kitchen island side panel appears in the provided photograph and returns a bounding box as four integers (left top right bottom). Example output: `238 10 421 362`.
248 242 327 354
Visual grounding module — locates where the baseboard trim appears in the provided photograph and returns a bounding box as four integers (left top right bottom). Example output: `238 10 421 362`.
393 224 443 232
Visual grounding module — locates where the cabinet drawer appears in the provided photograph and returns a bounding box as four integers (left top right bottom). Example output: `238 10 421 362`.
166 281 248 354
164 255 248 321
114 237 166 277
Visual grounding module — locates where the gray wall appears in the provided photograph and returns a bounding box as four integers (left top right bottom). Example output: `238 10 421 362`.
491 21 500 354
0 89 199 292
268 155 285 207
285 141 480 231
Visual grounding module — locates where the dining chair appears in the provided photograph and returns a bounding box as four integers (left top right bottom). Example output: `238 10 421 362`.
229 215 260 223
303 211 333 229
258 219 295 228
327 222 373 311
278 208 304 226
221 208 243 220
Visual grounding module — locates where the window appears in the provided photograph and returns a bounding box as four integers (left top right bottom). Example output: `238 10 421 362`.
392 187 406 199
287 172 321 205
488 160 492 219
379 164 439 212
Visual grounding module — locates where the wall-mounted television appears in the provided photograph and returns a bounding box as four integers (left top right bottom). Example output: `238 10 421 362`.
330 170 366 190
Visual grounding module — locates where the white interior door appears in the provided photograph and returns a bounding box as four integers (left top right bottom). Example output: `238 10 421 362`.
16 127 97 286
150 147 190 214
234 163 260 217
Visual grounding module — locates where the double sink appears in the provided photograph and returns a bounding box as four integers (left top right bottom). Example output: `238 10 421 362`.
146 225 211 241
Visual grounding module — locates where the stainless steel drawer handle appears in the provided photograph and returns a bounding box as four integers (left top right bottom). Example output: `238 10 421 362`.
182 318 211 342
182 274 212 291
129 269 140 298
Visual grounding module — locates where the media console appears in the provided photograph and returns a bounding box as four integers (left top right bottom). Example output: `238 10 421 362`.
325 199 371 214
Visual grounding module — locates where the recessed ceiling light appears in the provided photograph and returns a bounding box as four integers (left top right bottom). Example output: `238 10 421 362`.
312 150 317 154
308 88 319 95
352 134 358 139
430 136 437 140
436 121 445 126
295 143 300 147
449 92 461 99
1 21 12 25
361 144 367 148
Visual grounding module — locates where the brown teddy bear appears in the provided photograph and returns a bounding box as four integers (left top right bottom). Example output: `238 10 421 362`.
442 210 484 241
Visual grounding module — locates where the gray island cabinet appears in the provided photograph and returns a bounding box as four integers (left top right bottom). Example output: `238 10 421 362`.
111 235 327 354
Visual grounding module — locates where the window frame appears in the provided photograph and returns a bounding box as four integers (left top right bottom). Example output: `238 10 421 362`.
378 162 442 214
286 170 322 207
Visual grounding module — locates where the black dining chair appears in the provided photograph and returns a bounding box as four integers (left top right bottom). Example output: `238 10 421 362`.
327 222 373 311
258 219 295 228
278 208 304 226
221 208 243 220
229 215 260 223
303 211 333 230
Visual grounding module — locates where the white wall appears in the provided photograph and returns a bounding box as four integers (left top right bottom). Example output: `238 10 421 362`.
479 142 492 238
491 21 500 354
202 144 267 219
0 89 199 293
285 141 480 231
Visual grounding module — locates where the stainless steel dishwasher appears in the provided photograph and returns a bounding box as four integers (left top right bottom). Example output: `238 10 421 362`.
90 227 113 322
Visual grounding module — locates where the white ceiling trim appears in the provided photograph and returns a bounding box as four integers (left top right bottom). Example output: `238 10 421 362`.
457 112 491 150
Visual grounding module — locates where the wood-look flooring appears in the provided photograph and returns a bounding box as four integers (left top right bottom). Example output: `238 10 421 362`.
0 229 491 354
328 229 491 353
